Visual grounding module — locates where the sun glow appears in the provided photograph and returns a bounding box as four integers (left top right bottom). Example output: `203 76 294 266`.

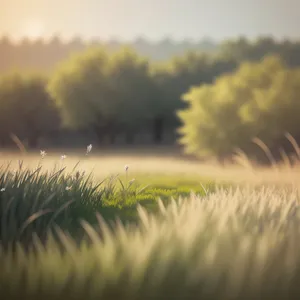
21 20 45 39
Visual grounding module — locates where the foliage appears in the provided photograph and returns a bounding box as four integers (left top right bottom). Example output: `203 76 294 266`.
178 55 300 160
1 186 300 299
47 47 111 130
3 37 300 152
151 52 237 128
47 47 158 142
0 72 60 148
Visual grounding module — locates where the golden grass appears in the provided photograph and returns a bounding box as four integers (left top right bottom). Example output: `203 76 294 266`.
2 186 300 299
0 145 300 188
2 142 300 299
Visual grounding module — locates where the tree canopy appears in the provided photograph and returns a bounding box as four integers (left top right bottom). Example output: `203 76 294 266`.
47 46 160 143
2 37 300 155
0 72 59 148
178 55 300 160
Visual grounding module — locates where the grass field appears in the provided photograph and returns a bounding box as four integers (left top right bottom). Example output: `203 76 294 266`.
1 146 299 185
0 148 216 244
1 146 300 299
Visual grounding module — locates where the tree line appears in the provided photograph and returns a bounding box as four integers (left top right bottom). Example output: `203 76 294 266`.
1 36 300 72
1 36 300 160
0 35 217 72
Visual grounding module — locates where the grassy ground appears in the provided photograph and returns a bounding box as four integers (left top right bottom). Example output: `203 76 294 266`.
0 150 218 248
2 147 300 299
2 184 300 300
1 146 299 185
0 146 298 230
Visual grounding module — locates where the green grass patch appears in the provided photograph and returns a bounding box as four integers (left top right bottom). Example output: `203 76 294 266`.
0 162 213 248
98 172 217 224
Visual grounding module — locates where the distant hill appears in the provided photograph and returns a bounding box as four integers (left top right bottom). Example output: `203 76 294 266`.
0 36 219 73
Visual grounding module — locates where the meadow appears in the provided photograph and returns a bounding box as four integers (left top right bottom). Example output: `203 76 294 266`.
1 145 300 299
2 31 300 300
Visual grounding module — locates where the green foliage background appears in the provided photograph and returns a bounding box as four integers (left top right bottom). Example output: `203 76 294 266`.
1 37 300 159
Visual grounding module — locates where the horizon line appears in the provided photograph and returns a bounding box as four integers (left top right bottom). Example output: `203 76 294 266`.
0 34 299 46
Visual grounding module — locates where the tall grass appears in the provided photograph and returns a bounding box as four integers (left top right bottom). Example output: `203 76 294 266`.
0 159 209 249
0 161 104 247
1 186 300 299
2 136 300 299
0 159 158 247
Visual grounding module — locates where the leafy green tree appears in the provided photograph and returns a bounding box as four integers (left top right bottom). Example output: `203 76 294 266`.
178 55 300 161
48 47 110 139
0 72 59 148
48 46 156 144
151 51 237 143
106 47 159 143
0 74 20 145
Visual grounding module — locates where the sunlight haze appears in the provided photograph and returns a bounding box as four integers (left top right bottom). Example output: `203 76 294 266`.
19 20 45 39
0 0 299 41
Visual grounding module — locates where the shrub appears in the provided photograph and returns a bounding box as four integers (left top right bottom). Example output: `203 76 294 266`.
178 55 300 161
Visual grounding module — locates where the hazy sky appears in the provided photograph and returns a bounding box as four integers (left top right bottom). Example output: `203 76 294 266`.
0 0 299 41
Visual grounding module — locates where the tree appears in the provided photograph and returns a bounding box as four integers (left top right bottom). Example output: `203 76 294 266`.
47 46 157 144
177 55 300 161
151 51 237 143
106 47 159 144
0 72 60 148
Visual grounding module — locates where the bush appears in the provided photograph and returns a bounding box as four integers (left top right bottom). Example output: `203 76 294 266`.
47 47 160 144
178 55 300 161
0 73 60 148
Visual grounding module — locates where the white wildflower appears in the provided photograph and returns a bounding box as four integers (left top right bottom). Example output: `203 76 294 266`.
40 150 47 158
0 188 5 192
65 186 72 191
124 165 129 172
61 154 67 160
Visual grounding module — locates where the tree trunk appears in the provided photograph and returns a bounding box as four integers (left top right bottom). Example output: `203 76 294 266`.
153 116 164 144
